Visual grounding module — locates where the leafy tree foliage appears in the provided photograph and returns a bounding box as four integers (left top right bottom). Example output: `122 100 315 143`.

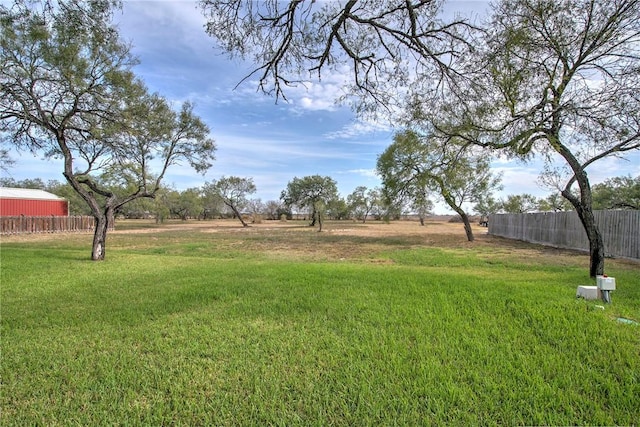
164 188 204 221
500 194 539 214
326 197 350 220
378 130 502 241
592 175 639 210
346 186 382 223
536 193 575 213
409 187 435 226
0 177 47 190
1 1 216 260
281 175 338 231
421 0 640 276
473 195 501 218
0 148 14 172
206 176 256 227
381 176 435 225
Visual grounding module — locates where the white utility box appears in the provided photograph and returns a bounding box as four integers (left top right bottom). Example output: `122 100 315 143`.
576 285 599 300
596 276 616 291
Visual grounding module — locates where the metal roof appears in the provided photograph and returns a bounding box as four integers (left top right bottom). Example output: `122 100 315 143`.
0 187 65 200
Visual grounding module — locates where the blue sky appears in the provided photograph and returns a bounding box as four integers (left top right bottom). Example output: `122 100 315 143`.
3 1 639 214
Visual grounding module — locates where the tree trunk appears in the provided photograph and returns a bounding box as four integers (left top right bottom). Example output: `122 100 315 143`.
441 189 474 241
574 206 605 277
309 206 317 227
559 163 605 278
588 226 605 278
317 209 323 232
92 214 108 261
229 204 249 227
459 212 474 242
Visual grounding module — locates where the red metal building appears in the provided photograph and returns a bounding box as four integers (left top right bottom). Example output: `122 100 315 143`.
0 187 69 216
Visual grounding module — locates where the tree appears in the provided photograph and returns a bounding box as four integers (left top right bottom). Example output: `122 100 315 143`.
199 0 475 109
474 195 501 224
206 176 257 227
200 184 224 220
165 188 203 221
0 177 46 189
537 192 574 212
377 130 502 241
280 175 338 232
246 198 265 222
423 0 640 276
326 196 350 220
1 1 216 260
410 187 435 226
142 187 169 223
346 186 381 223
263 200 283 220
592 175 639 210
380 177 434 225
500 194 539 214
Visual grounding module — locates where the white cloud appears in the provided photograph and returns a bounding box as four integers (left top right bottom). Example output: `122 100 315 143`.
491 162 547 198
325 119 393 140
343 169 379 178
298 96 336 111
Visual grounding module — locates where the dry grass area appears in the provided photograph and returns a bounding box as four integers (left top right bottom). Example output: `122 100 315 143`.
5 218 637 270
115 218 595 267
115 217 481 241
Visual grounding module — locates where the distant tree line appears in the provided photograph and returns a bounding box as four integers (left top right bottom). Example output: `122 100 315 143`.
474 175 640 217
0 175 383 227
3 173 637 224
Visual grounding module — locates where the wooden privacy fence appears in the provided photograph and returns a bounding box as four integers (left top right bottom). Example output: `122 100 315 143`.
488 210 640 260
0 216 100 235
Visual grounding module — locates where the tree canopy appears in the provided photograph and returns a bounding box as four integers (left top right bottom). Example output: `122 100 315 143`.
592 175 640 210
0 0 216 260
199 0 475 112
346 186 381 223
205 176 257 227
377 130 502 241
281 175 338 231
420 0 640 276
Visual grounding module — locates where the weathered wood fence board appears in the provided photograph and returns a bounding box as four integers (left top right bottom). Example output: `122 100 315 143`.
488 210 640 260
0 216 101 235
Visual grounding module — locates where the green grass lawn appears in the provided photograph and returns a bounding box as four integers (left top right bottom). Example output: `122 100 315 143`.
1 220 639 425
